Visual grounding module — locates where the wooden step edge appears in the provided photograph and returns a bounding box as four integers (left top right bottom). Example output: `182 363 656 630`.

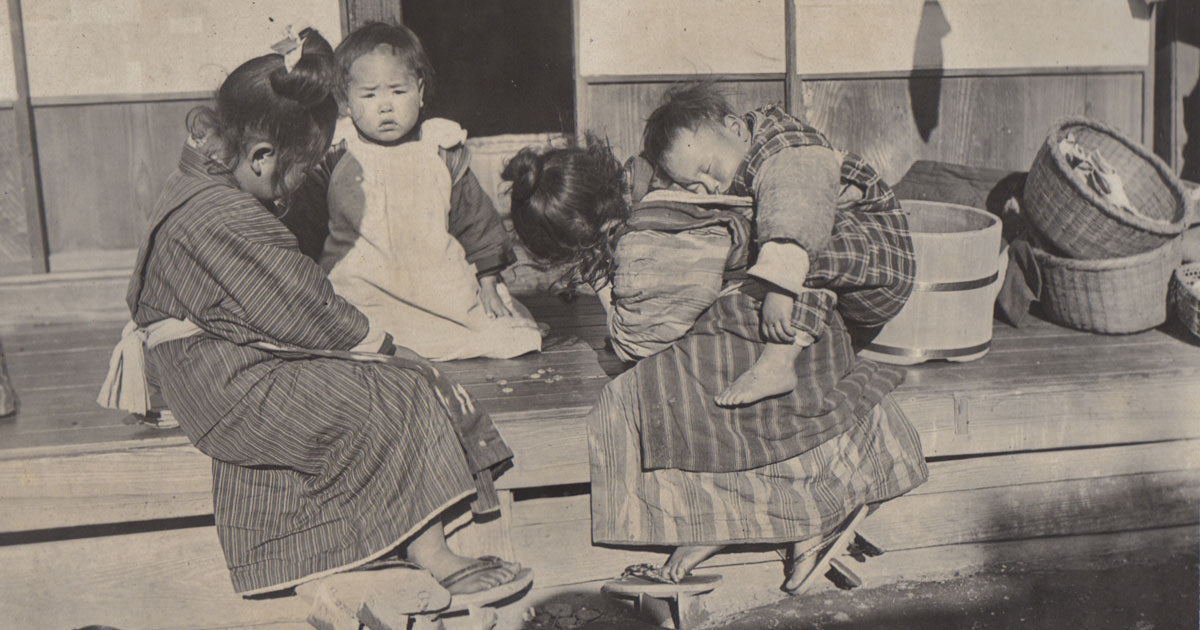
0 268 131 288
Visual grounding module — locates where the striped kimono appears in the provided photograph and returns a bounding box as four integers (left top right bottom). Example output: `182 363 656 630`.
129 144 512 594
590 202 928 547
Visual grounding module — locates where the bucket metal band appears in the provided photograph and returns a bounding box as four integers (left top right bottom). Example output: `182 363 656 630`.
863 340 992 360
912 271 999 293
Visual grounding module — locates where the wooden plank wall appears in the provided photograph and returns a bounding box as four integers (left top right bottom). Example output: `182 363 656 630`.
343 0 402 32
577 73 1143 184
795 72 1144 183
32 98 204 272
23 70 1146 275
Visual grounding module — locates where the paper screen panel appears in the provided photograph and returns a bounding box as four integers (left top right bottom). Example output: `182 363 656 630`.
0 8 16 101
792 0 1151 75
578 0 785 77
22 0 342 98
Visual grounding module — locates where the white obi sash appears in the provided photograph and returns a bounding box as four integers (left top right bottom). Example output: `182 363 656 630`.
96 318 203 414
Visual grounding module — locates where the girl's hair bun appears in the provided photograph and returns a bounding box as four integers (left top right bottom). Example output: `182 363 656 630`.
501 146 547 204
269 28 338 109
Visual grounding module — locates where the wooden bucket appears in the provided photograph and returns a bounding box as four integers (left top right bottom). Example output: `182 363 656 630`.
859 200 1006 365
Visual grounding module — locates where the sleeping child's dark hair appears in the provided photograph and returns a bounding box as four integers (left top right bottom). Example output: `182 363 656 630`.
641 82 736 165
334 22 435 102
186 28 339 201
502 136 628 288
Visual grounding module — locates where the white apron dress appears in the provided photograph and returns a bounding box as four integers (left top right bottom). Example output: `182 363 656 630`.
322 119 542 361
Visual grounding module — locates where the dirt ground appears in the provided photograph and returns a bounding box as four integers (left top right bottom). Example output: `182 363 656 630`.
715 549 1199 630
521 546 1198 630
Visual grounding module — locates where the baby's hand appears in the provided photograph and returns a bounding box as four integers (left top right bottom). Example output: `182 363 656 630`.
761 290 797 344
479 275 513 318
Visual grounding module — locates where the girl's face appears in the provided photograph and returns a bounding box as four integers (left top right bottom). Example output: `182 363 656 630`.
345 46 423 144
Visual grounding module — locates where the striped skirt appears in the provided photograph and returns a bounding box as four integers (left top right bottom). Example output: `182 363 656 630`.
151 347 484 594
591 391 927 545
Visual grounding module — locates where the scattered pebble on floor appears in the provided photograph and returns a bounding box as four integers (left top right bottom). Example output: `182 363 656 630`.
545 603 572 617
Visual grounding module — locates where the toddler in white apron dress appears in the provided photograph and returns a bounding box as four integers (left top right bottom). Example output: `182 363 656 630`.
320 41 542 361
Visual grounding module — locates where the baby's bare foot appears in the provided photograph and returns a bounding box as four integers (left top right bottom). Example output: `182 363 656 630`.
715 355 798 407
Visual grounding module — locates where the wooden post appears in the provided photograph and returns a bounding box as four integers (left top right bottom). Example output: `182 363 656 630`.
1143 0 1158 148
7 0 48 273
784 0 797 116
1154 0 1176 166
573 0 587 142
341 0 403 33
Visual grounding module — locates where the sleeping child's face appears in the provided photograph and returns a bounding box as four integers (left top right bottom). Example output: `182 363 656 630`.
345 45 423 144
657 116 751 195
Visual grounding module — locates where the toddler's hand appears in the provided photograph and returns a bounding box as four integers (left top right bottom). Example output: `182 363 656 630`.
479 275 513 318
761 290 797 344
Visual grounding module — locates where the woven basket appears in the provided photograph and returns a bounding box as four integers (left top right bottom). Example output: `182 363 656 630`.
1170 262 1200 341
1022 117 1187 259
1033 237 1181 334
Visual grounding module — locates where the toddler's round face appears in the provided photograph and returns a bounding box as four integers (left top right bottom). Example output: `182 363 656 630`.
345 46 423 144
659 121 748 195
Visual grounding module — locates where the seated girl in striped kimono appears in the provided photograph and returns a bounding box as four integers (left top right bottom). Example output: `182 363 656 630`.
319 22 543 361
641 83 916 407
503 139 927 592
101 28 532 626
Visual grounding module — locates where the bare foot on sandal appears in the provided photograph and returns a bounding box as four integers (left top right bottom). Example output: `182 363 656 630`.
404 521 527 599
415 550 522 596
715 344 800 407
662 544 724 582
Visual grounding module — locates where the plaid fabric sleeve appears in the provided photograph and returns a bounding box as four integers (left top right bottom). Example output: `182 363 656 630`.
805 210 916 328
789 287 837 340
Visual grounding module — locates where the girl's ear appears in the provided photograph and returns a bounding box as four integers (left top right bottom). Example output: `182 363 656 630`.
247 141 276 177
418 77 425 108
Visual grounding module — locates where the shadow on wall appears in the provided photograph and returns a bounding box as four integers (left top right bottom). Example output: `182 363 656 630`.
1156 0 1200 180
1178 0 1200 181
909 0 950 142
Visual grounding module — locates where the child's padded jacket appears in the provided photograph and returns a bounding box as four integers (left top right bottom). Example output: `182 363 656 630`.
729 106 916 339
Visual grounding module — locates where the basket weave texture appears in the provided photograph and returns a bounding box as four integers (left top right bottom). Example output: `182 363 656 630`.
1033 238 1181 334
1022 117 1187 259
1170 262 1200 341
